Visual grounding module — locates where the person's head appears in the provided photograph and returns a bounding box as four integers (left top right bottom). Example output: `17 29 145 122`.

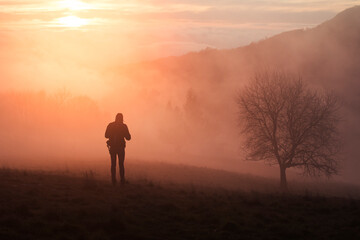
115 113 123 123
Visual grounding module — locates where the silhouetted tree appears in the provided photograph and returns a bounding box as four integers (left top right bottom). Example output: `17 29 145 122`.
237 71 341 191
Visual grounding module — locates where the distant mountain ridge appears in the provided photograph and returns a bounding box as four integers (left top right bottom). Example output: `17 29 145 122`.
113 6 360 181
119 5 360 97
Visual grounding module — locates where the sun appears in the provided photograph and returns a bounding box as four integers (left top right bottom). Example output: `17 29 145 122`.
53 1 93 28
56 15 89 28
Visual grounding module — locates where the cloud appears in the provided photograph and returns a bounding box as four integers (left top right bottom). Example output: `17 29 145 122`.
1 1 354 25
0 0 357 65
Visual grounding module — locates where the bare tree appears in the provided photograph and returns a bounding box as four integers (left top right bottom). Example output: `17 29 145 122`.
237 71 341 191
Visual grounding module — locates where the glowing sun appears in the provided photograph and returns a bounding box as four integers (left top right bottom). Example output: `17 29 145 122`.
56 15 89 28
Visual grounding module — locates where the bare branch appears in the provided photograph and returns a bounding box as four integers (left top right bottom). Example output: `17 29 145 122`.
237 70 342 188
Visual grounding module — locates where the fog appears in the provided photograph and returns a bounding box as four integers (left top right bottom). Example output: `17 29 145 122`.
0 71 252 174
1 6 360 186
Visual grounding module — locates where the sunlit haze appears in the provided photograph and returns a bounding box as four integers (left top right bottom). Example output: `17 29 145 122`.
1 1 359 183
0 0 356 95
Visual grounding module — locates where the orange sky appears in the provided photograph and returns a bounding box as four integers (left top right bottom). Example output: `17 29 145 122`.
0 0 357 96
0 1 359 180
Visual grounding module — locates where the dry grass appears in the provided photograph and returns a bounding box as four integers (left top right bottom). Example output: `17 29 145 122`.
0 166 360 239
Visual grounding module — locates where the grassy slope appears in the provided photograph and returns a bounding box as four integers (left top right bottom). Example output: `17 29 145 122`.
1 167 360 240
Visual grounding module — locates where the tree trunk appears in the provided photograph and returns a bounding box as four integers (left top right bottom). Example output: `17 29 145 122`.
280 165 288 192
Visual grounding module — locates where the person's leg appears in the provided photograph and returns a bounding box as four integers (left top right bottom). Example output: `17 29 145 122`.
110 151 117 185
118 148 125 183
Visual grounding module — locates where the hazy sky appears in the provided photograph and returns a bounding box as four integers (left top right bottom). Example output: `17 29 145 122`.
0 1 359 180
0 0 358 95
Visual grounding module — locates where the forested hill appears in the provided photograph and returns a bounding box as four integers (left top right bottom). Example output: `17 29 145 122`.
112 6 360 180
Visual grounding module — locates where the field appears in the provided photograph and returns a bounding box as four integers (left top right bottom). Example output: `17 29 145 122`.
1 162 360 240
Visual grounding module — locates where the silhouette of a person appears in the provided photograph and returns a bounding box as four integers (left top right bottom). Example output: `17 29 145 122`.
105 113 131 185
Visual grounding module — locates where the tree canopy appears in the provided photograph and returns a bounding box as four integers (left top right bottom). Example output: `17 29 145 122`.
237 71 342 190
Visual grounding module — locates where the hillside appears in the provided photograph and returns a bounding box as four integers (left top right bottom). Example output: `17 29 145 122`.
111 6 360 180
1 167 360 239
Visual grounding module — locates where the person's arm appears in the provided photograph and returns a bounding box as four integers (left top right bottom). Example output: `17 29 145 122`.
124 124 131 141
105 124 111 138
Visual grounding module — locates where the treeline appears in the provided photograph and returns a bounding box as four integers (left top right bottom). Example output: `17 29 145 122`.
0 90 106 161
